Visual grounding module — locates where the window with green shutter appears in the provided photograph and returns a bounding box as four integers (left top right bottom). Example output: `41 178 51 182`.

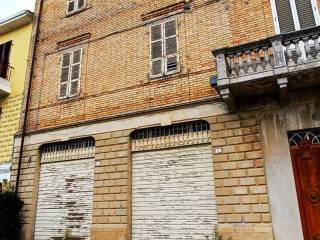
273 0 318 33
150 19 179 78
59 48 82 99
295 0 316 29
275 0 295 33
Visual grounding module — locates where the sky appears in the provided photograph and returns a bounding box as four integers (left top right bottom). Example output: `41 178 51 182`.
0 0 36 21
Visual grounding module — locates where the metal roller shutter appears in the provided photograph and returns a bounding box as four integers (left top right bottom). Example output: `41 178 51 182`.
34 138 95 240
131 122 217 239
132 144 218 240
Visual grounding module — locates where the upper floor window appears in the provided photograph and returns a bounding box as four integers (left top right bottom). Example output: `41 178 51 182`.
59 48 82 99
150 19 179 78
67 0 86 15
0 41 12 80
272 0 320 33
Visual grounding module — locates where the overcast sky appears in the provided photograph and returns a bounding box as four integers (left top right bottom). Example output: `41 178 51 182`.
0 0 36 21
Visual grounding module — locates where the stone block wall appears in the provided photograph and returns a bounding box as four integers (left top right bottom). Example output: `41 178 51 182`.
12 111 274 240
91 130 131 240
206 112 273 240
10 141 40 240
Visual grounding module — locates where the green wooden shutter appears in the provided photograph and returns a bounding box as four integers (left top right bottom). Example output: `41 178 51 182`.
164 20 178 73
59 53 71 98
275 0 296 33
295 0 316 29
77 0 85 9
151 24 163 76
67 0 75 13
70 49 82 96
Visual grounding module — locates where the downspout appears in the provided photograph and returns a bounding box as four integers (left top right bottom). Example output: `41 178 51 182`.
16 0 44 193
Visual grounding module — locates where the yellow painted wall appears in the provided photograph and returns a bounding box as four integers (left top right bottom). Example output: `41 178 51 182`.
0 23 32 164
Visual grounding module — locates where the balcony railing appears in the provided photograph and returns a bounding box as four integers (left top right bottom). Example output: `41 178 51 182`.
0 63 12 96
212 26 320 109
0 63 13 81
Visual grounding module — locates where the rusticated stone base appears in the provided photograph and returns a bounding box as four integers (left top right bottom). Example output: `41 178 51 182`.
218 223 273 240
91 229 128 240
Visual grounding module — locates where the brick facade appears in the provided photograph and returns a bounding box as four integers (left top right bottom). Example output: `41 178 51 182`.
12 0 301 239
25 0 275 131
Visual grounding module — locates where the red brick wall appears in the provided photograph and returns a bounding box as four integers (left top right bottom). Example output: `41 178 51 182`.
26 0 274 131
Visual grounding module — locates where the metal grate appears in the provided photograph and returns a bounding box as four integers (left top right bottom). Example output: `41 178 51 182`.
288 129 320 146
41 137 95 163
132 121 211 151
132 121 210 140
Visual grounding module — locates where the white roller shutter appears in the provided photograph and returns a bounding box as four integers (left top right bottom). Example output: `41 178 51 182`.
132 121 218 240
34 139 95 240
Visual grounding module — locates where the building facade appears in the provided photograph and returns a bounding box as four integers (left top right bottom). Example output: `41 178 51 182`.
12 0 320 240
0 11 34 186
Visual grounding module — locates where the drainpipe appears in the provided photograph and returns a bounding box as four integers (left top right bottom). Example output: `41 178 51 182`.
16 1 44 193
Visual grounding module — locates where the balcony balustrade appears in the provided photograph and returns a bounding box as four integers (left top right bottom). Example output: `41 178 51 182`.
212 26 320 110
0 63 12 97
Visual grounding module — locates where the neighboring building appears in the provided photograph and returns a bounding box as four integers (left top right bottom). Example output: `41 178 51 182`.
0 11 33 186
11 1 320 240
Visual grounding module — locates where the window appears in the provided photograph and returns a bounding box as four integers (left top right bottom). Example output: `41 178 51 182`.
66 0 86 14
59 48 82 99
0 41 12 80
150 19 179 78
272 0 320 34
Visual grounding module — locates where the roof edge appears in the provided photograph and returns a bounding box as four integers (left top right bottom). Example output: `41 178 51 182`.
0 10 34 35
0 10 33 25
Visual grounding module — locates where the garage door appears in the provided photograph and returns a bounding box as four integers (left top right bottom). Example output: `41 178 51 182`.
132 121 218 240
34 138 95 240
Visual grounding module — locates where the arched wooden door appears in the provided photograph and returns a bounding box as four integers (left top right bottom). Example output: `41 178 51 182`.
289 130 320 240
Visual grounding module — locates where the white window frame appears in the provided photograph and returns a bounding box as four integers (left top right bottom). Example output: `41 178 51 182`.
149 18 180 78
58 47 83 100
66 0 86 15
271 0 320 34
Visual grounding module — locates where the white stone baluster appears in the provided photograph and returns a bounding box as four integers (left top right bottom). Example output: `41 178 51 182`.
228 54 236 77
254 48 263 72
263 46 272 70
293 39 303 64
303 37 312 62
237 52 245 76
245 50 254 73
312 35 320 60
272 39 286 67
216 52 228 79
284 41 294 65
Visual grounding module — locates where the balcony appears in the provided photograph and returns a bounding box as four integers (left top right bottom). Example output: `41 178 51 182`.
0 63 12 97
212 26 320 110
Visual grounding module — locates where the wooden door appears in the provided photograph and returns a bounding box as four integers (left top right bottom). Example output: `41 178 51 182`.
290 141 320 240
